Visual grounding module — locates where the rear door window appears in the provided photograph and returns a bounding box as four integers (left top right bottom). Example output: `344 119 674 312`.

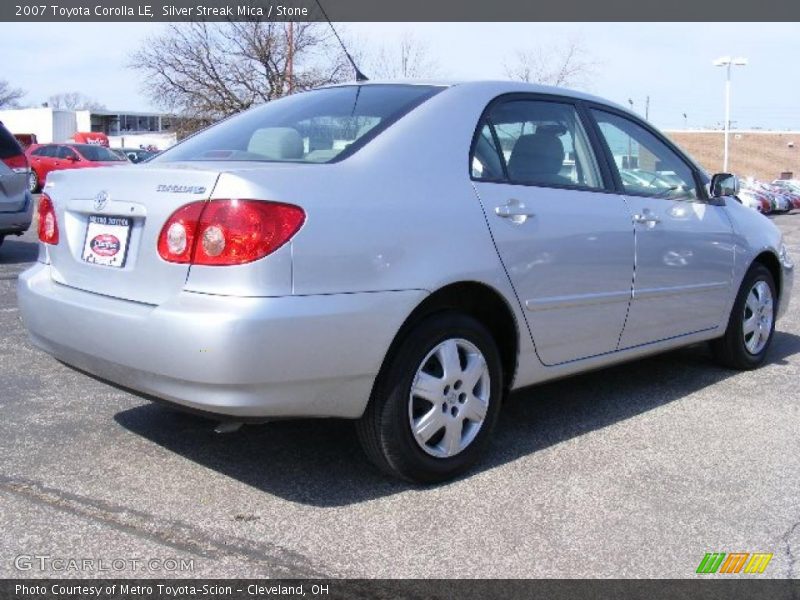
471 98 604 190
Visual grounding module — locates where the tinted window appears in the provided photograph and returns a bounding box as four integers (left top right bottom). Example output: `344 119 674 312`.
591 110 699 200
472 99 603 189
0 124 22 159
34 145 57 158
74 144 126 162
56 146 76 159
153 85 443 165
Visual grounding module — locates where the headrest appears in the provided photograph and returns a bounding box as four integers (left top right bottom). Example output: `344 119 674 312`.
247 127 304 160
508 133 565 180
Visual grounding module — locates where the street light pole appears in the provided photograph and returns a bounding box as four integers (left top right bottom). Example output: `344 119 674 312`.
713 56 747 172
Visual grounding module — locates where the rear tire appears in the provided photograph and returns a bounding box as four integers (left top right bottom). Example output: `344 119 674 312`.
711 263 776 370
356 312 503 483
28 170 39 194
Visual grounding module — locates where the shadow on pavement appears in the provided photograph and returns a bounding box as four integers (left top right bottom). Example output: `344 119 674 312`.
114 331 800 507
0 237 37 266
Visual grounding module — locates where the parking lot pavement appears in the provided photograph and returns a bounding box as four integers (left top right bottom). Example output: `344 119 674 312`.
1 213 799 580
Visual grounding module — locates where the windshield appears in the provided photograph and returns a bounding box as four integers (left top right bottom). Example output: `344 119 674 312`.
152 85 443 165
75 144 127 162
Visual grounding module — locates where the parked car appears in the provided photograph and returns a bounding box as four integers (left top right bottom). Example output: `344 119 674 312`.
108 148 132 162
771 180 800 209
772 179 800 192
0 122 33 247
744 180 792 212
26 143 128 192
736 188 767 213
120 148 159 163
17 82 794 482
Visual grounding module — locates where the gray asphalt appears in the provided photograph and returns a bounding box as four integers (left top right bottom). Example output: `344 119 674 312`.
1 208 799 579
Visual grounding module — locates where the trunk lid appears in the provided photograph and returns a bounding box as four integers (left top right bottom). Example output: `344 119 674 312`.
44 165 220 305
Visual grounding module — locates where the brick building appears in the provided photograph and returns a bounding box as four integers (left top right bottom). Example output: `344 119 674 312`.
665 130 800 181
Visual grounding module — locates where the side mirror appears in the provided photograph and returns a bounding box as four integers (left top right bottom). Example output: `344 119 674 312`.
710 172 739 198
67 155 80 162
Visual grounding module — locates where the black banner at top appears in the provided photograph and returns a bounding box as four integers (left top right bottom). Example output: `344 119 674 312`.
1 0 799 22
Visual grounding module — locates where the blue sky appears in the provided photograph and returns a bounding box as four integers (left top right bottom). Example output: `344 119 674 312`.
1 22 798 130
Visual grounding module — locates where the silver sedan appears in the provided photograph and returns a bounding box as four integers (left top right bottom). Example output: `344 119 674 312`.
18 81 794 482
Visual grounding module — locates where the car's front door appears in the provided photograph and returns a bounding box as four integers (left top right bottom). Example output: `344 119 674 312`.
588 108 736 349
471 96 635 365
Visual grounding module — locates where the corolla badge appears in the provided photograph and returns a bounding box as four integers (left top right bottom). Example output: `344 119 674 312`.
156 184 207 194
94 191 109 211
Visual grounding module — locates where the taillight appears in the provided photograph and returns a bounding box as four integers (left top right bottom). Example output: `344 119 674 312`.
37 194 59 245
1 153 28 174
157 200 305 266
156 202 205 263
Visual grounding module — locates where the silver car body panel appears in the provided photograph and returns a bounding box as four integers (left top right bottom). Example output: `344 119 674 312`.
18 81 793 418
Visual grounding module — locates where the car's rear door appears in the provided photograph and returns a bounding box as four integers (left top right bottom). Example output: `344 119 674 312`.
471 95 635 365
587 107 735 348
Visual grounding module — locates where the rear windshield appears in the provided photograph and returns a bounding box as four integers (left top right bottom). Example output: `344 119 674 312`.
0 123 23 159
152 85 443 164
75 144 127 162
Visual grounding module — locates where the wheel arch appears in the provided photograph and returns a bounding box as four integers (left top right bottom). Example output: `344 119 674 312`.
752 250 782 300
373 281 520 397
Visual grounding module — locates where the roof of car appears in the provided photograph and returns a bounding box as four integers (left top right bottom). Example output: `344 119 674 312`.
320 79 630 114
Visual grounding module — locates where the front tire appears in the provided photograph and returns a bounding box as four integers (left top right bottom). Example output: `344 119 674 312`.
357 312 504 483
711 263 777 370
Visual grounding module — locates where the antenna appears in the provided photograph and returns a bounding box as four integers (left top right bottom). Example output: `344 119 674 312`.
313 0 369 82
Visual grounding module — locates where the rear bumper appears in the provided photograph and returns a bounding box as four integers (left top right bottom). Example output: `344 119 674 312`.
18 263 426 418
0 191 33 235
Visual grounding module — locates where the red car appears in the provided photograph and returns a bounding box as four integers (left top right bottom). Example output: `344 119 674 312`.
25 143 127 193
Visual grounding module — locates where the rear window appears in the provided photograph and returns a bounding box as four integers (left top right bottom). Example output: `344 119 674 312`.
74 144 127 162
152 85 443 165
0 123 23 159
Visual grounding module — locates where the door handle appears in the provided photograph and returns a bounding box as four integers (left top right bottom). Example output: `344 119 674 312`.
495 199 535 224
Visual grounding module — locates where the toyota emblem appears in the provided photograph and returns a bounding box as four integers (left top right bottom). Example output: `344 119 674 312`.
94 191 109 211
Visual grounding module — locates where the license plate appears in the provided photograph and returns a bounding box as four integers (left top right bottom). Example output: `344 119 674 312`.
81 215 132 268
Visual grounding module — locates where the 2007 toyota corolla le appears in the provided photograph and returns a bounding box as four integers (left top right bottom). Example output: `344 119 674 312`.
18 81 794 482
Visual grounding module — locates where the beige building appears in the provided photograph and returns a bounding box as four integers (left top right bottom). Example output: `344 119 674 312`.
665 130 800 181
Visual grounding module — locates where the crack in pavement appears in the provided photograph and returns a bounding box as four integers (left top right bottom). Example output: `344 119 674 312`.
0 474 333 578
783 518 800 578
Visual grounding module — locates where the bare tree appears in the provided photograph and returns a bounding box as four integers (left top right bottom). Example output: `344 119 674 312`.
129 21 351 131
504 39 597 89
367 33 439 80
0 80 25 108
48 92 106 111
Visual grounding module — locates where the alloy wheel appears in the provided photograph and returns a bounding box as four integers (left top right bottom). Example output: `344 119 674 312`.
408 338 490 458
743 280 773 355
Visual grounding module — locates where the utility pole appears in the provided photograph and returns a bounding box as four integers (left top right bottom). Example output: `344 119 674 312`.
645 96 650 120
